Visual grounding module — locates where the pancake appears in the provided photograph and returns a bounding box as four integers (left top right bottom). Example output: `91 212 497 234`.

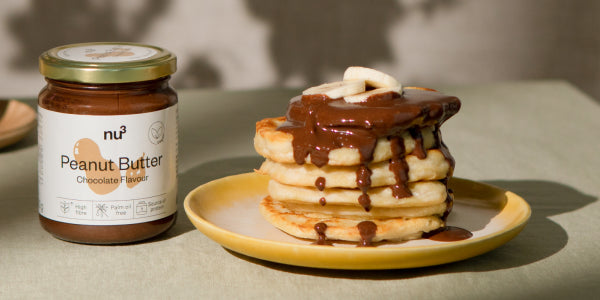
257 149 450 188
279 201 448 219
254 116 436 166
268 179 447 207
252 67 461 246
260 196 445 243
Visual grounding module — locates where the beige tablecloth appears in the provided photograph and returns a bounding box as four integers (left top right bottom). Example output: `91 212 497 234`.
1 81 598 299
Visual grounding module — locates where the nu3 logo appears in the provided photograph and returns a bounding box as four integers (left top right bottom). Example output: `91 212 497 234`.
104 125 127 140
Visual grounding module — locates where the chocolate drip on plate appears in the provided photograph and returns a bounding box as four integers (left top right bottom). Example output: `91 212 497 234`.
423 226 472 242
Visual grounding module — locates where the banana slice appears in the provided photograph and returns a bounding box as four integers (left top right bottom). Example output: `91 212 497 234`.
343 66 400 89
302 79 365 99
344 87 401 103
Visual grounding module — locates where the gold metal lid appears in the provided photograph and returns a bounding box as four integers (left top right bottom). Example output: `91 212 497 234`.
39 42 177 84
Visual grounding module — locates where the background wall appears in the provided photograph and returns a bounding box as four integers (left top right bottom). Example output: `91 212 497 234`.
0 0 598 101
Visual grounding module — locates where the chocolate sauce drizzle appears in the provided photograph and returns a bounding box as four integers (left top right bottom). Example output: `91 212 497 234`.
313 222 331 245
357 221 377 247
319 197 327 206
408 127 427 159
315 176 326 191
356 164 373 211
389 136 412 199
278 89 461 246
442 188 454 221
278 90 460 167
433 125 456 177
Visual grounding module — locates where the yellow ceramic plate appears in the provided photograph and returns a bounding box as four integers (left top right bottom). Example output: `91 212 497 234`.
184 173 530 269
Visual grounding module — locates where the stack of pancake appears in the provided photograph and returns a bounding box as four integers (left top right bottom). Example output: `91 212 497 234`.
254 67 461 246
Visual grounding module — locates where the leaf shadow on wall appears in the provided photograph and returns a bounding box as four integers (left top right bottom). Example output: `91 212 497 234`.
172 56 222 89
7 0 169 69
245 0 458 86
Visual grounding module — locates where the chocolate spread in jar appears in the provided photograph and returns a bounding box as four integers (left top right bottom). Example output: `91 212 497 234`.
38 43 178 244
277 88 461 246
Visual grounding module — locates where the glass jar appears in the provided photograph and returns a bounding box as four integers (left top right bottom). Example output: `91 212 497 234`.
38 42 178 244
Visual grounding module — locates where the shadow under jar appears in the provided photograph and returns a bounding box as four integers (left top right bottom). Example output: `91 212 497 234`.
38 42 178 244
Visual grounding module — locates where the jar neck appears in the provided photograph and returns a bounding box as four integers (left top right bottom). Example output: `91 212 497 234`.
45 76 171 92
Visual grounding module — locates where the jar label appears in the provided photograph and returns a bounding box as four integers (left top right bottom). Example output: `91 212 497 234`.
38 106 178 225
57 44 158 63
